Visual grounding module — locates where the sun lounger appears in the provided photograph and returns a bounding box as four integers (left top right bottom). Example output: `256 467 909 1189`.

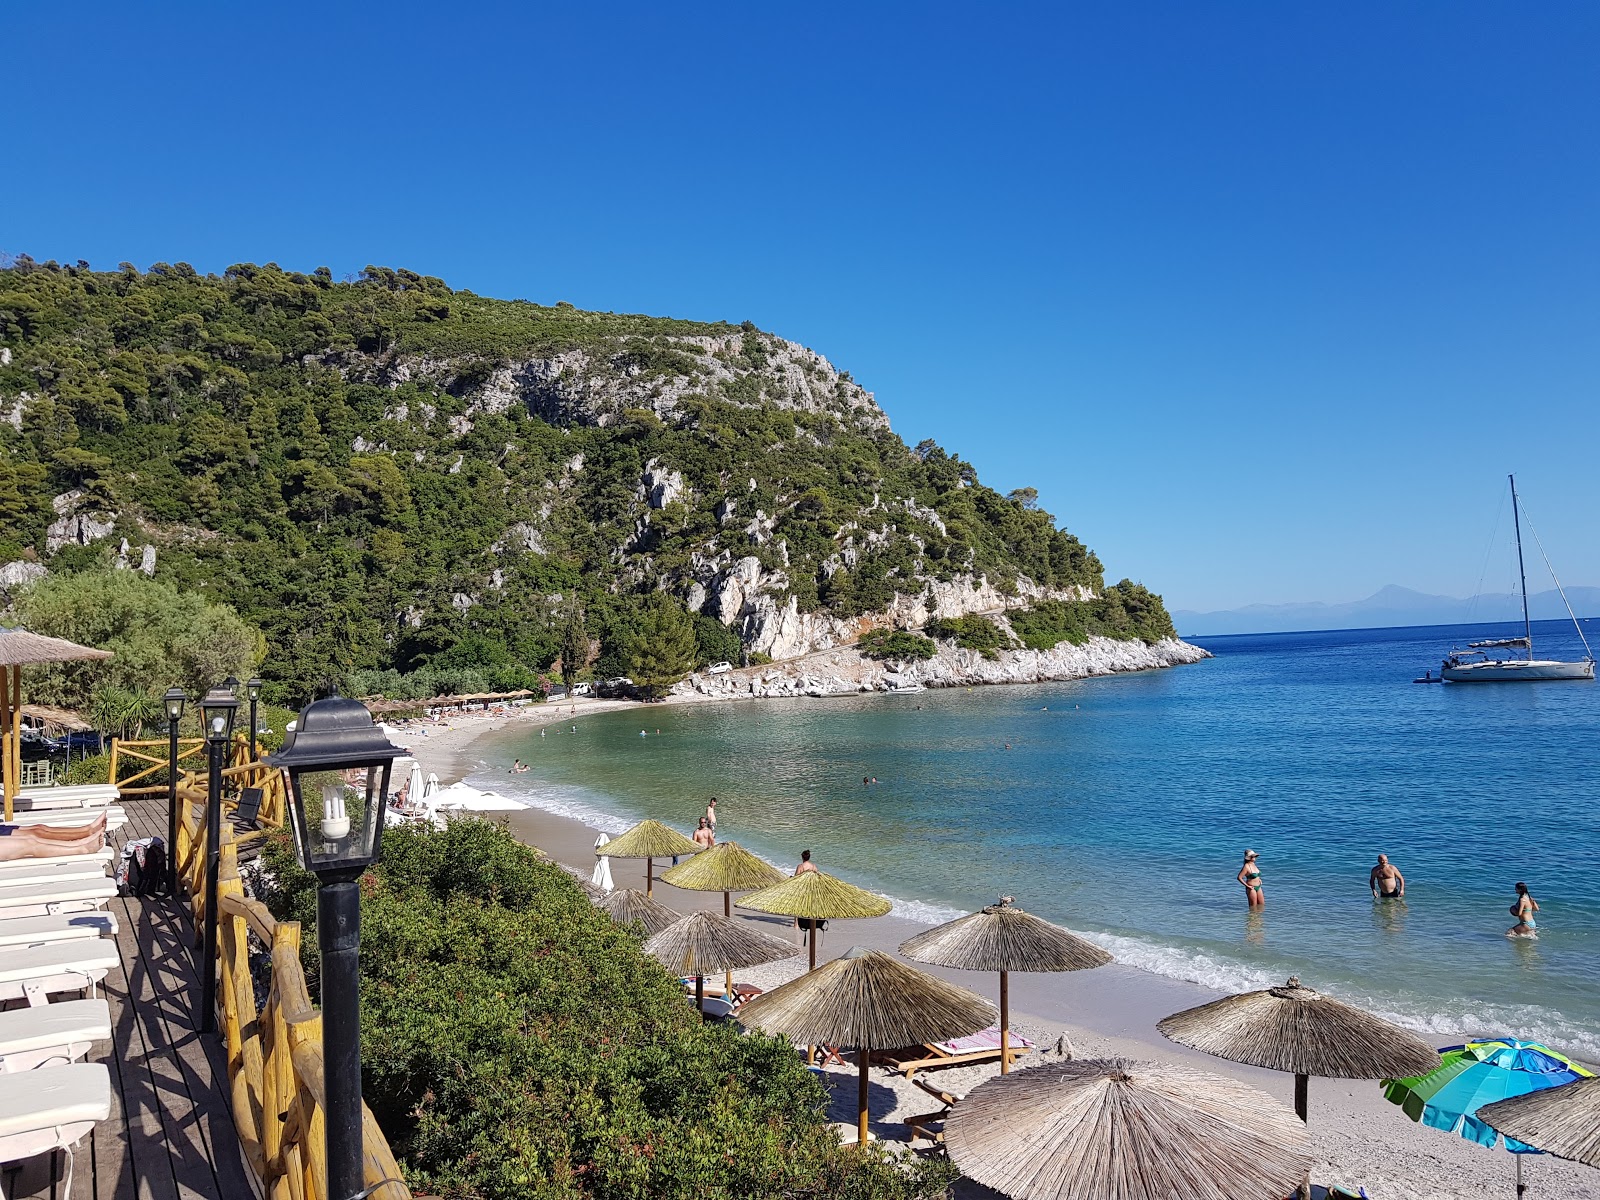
903 1075 966 1144
11 784 120 810
4 808 126 833
0 878 117 919
0 913 117 949
0 941 119 1006
0 849 113 873
874 1025 1036 1078
0 1063 111 1196
0 862 112 890
0 998 111 1072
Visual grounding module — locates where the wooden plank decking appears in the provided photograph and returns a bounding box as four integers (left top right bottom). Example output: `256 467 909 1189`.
2 796 258 1200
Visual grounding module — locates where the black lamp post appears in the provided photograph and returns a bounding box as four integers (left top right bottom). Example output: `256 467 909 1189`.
246 678 263 757
197 683 237 1034
265 695 401 1200
163 687 186 897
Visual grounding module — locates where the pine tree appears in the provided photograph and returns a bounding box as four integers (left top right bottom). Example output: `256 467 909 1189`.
559 600 588 692
626 594 697 699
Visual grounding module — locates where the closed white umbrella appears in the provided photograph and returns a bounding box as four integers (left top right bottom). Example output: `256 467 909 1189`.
407 761 425 811
592 833 614 893
424 773 439 799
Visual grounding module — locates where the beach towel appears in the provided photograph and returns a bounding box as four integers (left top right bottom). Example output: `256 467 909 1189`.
928 1026 1036 1056
592 833 614 892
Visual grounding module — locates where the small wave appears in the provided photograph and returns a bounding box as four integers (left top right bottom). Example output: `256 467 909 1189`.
465 770 635 834
889 896 969 926
1083 931 1282 995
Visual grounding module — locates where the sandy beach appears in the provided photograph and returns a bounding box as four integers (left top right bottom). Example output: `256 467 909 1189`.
402 700 1600 1200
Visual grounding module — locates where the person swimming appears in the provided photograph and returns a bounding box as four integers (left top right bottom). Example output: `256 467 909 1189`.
1237 849 1264 908
1508 882 1539 937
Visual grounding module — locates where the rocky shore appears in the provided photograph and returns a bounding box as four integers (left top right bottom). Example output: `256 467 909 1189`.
673 635 1211 700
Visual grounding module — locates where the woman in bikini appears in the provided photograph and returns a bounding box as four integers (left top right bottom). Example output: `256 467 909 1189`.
1507 882 1539 937
1237 849 1264 908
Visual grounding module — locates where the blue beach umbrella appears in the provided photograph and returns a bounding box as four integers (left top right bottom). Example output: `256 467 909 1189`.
1384 1038 1595 1197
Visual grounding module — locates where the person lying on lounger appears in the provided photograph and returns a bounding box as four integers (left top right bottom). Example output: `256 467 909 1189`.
0 813 107 860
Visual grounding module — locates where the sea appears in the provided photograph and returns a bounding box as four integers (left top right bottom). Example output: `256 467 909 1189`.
468 618 1600 1060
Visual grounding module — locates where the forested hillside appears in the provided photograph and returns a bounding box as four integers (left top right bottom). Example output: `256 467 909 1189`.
0 256 1174 702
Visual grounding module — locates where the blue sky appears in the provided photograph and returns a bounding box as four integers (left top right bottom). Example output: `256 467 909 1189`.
5 3 1597 611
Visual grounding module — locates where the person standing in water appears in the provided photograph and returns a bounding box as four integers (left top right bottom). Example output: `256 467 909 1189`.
1508 882 1539 937
1370 853 1405 900
692 817 715 849
705 797 717 835
1237 849 1264 908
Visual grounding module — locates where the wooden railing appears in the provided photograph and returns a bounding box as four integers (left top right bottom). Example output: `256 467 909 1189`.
154 754 414 1200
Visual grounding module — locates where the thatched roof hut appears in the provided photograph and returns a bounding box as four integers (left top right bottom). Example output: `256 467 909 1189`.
1482 1076 1600 1168
0 627 114 820
738 947 995 1144
596 888 680 937
0 628 114 667
944 1056 1313 1200
901 896 1112 1072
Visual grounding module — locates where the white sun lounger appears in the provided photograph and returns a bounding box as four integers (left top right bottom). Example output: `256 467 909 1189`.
0 849 113 873
0 1063 111 1196
0 863 111 891
3 809 126 833
0 999 111 1072
0 879 117 919
11 785 120 810
0 942 119 1006
0 914 117 949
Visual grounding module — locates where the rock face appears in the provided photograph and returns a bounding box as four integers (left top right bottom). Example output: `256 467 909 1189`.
673 637 1211 700
45 491 116 554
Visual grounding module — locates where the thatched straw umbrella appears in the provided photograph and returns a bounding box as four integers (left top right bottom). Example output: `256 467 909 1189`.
900 896 1111 1073
644 911 799 1015
597 888 680 936
596 819 702 896
737 870 892 970
660 841 788 995
0 628 114 821
738 947 994 1145
1482 1076 1600 1169
944 1056 1313 1200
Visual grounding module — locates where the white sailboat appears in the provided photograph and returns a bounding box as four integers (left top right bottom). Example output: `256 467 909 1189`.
1441 475 1595 683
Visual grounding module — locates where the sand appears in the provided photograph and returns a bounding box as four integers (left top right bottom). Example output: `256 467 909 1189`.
404 700 1600 1200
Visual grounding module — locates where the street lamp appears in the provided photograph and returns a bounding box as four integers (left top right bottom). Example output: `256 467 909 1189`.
197 684 237 1034
163 687 186 897
265 695 401 1200
245 678 263 757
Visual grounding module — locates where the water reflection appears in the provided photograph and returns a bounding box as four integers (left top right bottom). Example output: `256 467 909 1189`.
1244 909 1267 947
1371 896 1408 937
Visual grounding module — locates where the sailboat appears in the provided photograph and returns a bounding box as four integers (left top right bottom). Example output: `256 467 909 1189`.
1441 475 1595 682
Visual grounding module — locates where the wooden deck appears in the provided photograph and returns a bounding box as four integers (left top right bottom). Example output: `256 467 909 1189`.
3 796 258 1200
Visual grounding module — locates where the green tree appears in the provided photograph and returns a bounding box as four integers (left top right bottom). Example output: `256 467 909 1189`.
16 571 266 708
625 593 697 697
558 598 588 692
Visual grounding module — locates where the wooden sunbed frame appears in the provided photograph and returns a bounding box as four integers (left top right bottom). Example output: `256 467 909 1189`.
873 1036 1032 1079
902 1076 964 1144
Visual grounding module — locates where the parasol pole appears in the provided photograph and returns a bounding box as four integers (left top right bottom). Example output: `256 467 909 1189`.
1516 1153 1525 1199
999 970 1011 1073
723 889 733 999
646 855 653 897
1293 1073 1312 1200
858 1047 870 1145
695 973 705 1019
0 665 13 822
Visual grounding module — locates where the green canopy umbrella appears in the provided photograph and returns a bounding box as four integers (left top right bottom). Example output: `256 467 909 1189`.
738 870 892 970
901 896 1111 1073
596 819 702 896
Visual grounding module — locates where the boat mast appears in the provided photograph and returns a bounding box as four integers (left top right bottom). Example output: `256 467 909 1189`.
1509 473 1533 660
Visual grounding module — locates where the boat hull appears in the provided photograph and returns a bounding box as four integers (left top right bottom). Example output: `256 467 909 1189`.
1442 660 1596 682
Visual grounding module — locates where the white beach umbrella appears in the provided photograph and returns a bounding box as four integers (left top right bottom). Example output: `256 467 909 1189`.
407 760 425 809
592 832 615 893
424 772 439 799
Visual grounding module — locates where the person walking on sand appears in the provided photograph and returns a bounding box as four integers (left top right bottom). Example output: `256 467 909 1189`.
1508 882 1540 937
1370 853 1405 900
692 816 715 849
705 797 717 834
795 849 818 875
1237 849 1264 908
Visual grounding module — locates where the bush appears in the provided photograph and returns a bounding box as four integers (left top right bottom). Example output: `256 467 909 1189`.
857 630 937 661
256 821 955 1200
1009 581 1177 650
925 614 1014 659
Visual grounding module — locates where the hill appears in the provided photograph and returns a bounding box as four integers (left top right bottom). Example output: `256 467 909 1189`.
0 257 1177 700
1174 584 1600 636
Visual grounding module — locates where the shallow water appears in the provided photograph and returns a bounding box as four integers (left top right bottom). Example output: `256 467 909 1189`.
471 618 1600 1058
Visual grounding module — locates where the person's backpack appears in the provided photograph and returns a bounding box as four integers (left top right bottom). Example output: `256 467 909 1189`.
117 836 167 897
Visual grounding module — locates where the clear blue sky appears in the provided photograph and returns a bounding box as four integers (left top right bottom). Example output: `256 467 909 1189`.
6 3 1597 611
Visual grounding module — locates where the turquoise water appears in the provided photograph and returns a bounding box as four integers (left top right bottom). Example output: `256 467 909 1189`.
470 619 1600 1058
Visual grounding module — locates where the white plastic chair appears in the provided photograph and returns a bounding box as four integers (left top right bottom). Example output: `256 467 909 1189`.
0 998 111 1072
0 1063 111 1198
0 941 119 1006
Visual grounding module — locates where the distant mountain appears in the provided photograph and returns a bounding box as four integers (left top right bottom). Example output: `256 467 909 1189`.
1175 584 1600 637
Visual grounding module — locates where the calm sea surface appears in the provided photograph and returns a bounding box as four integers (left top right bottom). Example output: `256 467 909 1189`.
471 619 1600 1058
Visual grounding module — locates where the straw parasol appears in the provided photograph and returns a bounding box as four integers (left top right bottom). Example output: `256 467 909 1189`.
0 627 114 821
595 819 703 896
738 870 892 970
1482 1075 1600 1169
19 704 92 733
943 1056 1313 1200
597 888 680 936
643 911 799 1015
660 841 788 995
901 896 1111 1073
738 946 995 1145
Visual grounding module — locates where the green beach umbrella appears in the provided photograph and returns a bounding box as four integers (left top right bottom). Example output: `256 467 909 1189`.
737 870 892 970
596 819 702 896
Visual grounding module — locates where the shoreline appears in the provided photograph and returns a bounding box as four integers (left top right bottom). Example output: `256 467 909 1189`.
402 699 1600 1200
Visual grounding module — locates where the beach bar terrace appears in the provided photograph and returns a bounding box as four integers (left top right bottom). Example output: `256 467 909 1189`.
2 730 412 1200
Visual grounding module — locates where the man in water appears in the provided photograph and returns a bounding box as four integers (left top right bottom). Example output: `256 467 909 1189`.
705 797 717 834
692 817 715 849
1370 854 1405 899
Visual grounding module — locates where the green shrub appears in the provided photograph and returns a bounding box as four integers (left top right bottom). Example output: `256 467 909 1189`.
925 614 1014 659
257 821 954 1200
1009 581 1177 650
857 630 937 660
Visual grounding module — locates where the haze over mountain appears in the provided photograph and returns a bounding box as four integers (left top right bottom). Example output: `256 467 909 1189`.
1175 584 1600 637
